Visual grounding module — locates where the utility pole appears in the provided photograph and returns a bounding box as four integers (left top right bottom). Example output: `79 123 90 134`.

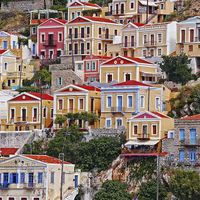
157 154 160 200
45 105 46 129
146 0 149 24
71 34 75 71
59 153 64 200
19 59 23 88
148 87 150 111
40 86 43 130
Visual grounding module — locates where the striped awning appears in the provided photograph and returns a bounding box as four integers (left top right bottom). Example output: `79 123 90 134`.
125 140 160 146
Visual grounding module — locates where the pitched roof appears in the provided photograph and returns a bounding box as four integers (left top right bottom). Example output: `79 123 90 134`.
124 57 153 64
54 18 68 24
6 32 27 38
150 111 171 119
0 148 18 156
132 22 145 27
111 80 152 87
79 1 100 8
23 155 71 164
83 54 112 60
143 22 171 27
180 114 200 120
29 92 54 100
0 50 7 55
31 19 48 24
74 85 101 91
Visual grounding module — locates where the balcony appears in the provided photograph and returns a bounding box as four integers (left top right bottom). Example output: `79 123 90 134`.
121 147 161 155
101 34 114 40
112 10 125 15
180 139 200 146
195 37 200 42
7 72 25 77
43 40 57 46
111 107 125 112
137 133 150 140
105 11 112 16
23 183 36 189
144 41 157 47
120 42 136 48
68 33 89 40
65 50 92 55
0 183 10 189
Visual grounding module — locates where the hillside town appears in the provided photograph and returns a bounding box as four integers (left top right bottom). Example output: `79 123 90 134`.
1 0 200 199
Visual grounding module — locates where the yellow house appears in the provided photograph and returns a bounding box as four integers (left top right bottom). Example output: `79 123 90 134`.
0 154 82 200
107 21 177 58
100 55 160 84
65 16 122 57
68 1 102 21
121 111 174 155
100 79 171 129
53 84 101 129
2 92 54 131
176 16 200 73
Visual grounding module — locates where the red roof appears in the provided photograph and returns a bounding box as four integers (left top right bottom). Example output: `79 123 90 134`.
31 19 48 24
80 1 101 8
6 32 27 38
124 57 153 64
144 22 171 27
54 18 68 24
23 155 71 164
111 80 152 87
83 54 112 60
29 92 54 100
84 16 117 24
75 85 101 91
132 22 145 27
180 114 200 120
0 148 18 155
151 111 170 119
0 50 7 55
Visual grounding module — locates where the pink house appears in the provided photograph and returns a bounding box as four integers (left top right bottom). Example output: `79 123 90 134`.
30 19 48 37
83 54 112 82
37 18 67 59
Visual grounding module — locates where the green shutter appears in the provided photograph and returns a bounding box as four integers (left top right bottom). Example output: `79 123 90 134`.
57 78 59 85
61 77 63 85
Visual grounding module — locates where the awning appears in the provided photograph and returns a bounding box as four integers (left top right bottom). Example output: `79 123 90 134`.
140 71 161 77
139 1 158 6
125 140 160 146
119 15 133 18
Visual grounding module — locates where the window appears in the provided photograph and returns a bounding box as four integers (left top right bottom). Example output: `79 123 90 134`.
92 62 96 71
18 65 21 71
152 124 157 135
13 41 15 49
43 107 47 118
179 150 184 162
92 77 96 81
25 126 29 130
51 108 53 119
114 29 118 36
170 132 174 138
106 118 111 128
77 11 81 16
8 198 15 200
181 29 185 43
181 46 184 53
58 33 62 42
158 33 162 43
140 95 144 108
3 41 7 49
86 27 90 35
190 29 194 42
171 154 174 159
128 96 133 107
32 27 36 34
107 96 112 107
156 97 160 110
157 48 162 56
63 172 65 183
107 74 112 83
160 3 164 9
130 1 134 9
99 27 101 35
125 73 131 81
71 12 75 19
4 62 8 70
180 129 185 141
124 51 127 56
87 77 91 82
33 44 35 54
98 43 101 50
133 125 138 135
119 19 123 24
79 98 84 110
189 45 193 51
10 173 18 183
41 34 45 43
86 42 90 50
150 49 154 57
57 77 62 85
20 172 25 183
10 108 15 120
143 35 147 44
78 64 82 70
58 99 63 110
69 43 72 51
38 172 43 183
86 62 90 71
33 108 37 121
51 172 54 183
143 50 147 57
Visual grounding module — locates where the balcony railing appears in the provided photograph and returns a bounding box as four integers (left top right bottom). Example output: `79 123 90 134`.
7 72 25 77
101 34 114 40
68 33 89 39
122 147 161 154
144 41 157 47
23 183 36 189
0 183 10 189
120 42 136 48
65 50 92 55
180 139 200 145
105 11 112 16
111 107 125 112
137 133 150 140
43 40 57 46
112 10 125 15
195 37 200 42
17 116 28 122
139 8 157 14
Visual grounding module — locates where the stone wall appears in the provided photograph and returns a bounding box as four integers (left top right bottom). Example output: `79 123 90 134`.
60 55 83 64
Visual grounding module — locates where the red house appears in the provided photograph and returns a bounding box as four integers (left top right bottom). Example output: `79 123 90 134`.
83 54 112 82
37 18 67 59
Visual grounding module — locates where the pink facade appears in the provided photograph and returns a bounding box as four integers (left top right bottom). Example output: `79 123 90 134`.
37 18 67 59
83 55 112 82
30 19 48 37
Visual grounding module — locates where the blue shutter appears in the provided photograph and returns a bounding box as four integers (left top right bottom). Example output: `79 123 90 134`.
10 173 12 183
38 172 43 183
170 132 173 138
190 129 196 145
16 173 18 183
107 120 110 127
179 150 184 162
13 41 15 49
33 44 35 54
108 97 111 107
0 173 1 183
162 102 166 111
18 43 21 49
3 41 7 49
128 96 132 107
180 129 185 141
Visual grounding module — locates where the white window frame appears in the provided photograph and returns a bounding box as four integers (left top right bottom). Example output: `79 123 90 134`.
86 42 90 50
20 197 28 200
57 77 62 86
127 95 133 108
98 42 102 51
116 95 123 107
21 107 27 121
180 28 186 43
68 28 72 36
86 62 91 71
149 48 154 57
68 98 74 113
86 26 90 35
58 98 63 110
51 107 53 119
106 95 112 108
114 29 118 36
157 33 162 43
156 96 160 110
77 63 82 70
115 117 123 128
78 98 84 110
92 61 96 71
32 27 36 34
124 72 131 82
142 49 147 57
106 72 113 83
130 1 134 10
43 107 47 118
151 123 157 135
133 124 138 135
160 3 164 10
157 48 162 56
106 118 111 128
143 34 147 44
71 11 75 19
10 107 15 121
41 50 45 59
49 49 54 59
58 32 63 42
32 107 38 122
4 62 8 70
77 119 83 128
140 94 145 108
77 11 81 17
189 28 195 42
119 19 124 24
41 33 45 43
8 197 16 200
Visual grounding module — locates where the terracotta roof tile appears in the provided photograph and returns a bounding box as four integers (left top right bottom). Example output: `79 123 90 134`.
180 114 200 120
0 50 7 55
74 85 101 91
111 80 152 87
151 111 170 119
0 148 18 155
83 16 118 24
29 92 54 100
124 56 153 64
80 1 101 8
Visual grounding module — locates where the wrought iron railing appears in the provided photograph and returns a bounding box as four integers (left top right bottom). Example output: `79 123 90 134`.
120 42 136 48
111 107 125 112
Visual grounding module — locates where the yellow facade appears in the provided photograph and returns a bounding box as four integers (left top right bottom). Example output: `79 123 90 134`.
65 16 122 56
54 84 101 129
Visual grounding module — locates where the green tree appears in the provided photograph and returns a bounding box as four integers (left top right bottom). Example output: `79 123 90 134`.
93 180 132 200
54 115 67 125
159 54 197 85
169 170 200 200
23 138 45 154
139 179 167 200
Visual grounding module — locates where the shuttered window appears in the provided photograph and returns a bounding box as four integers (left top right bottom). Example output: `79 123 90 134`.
58 99 63 110
134 125 137 135
153 125 157 135
79 99 83 110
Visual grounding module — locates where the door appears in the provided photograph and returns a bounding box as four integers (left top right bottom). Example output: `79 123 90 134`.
116 4 118 14
8 80 10 87
190 29 194 42
3 173 9 188
48 34 53 45
22 108 26 121
50 50 54 59
33 44 35 54
149 6 152 14
121 4 124 14
190 129 196 145
74 175 78 188
131 35 134 47
143 125 148 138
28 172 34 187
81 27 84 38
189 151 196 165
105 29 109 39
117 96 122 111
124 36 128 47
75 28 78 38
181 30 185 43
151 34 154 45
81 43 84 54
74 43 78 54
69 99 73 113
